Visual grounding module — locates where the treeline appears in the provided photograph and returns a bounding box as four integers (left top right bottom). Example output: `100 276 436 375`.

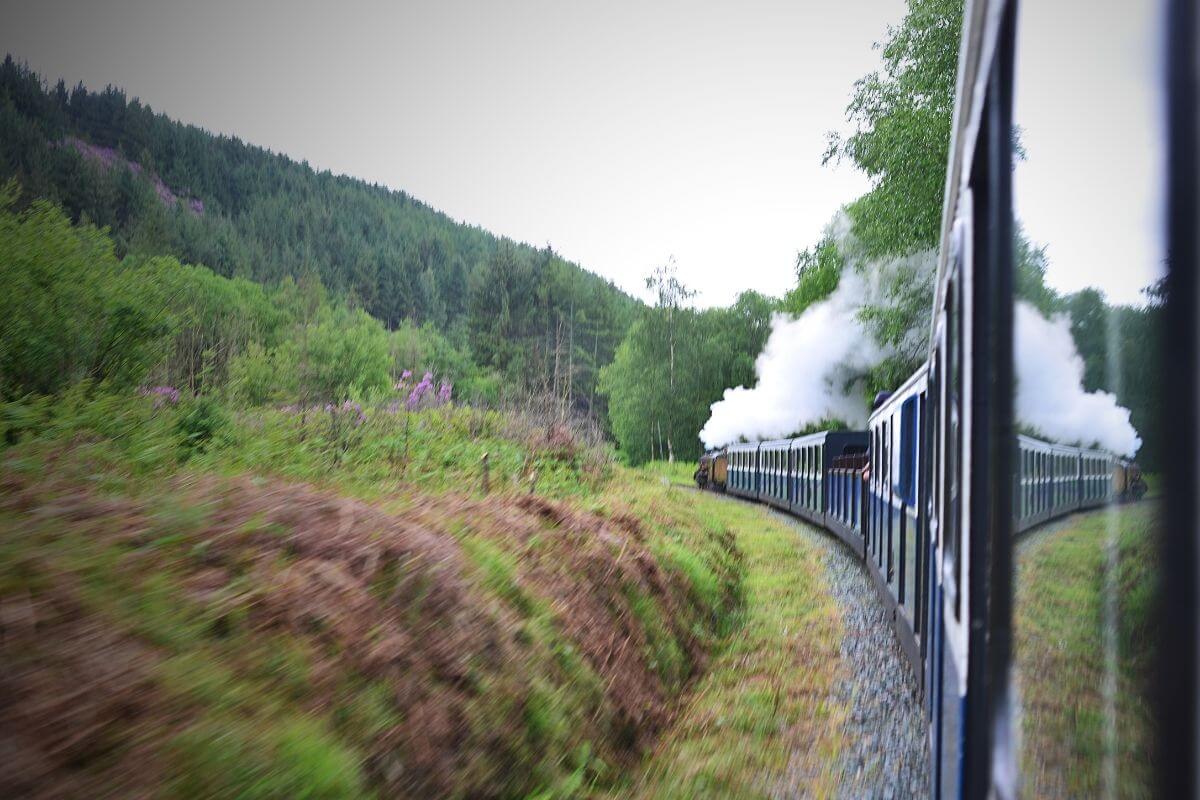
0 56 636 420
0 183 500 417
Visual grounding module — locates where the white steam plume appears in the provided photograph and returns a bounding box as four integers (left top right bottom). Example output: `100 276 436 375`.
699 212 1141 458
699 271 889 448
700 213 935 448
1015 301 1141 457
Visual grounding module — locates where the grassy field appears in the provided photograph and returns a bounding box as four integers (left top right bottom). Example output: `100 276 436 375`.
639 460 699 487
605 493 844 799
1015 501 1159 799
0 395 750 798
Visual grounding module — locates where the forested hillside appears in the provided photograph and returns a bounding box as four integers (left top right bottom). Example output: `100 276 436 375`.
0 56 636 419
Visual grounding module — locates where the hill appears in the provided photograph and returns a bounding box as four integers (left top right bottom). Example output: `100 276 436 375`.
0 56 637 419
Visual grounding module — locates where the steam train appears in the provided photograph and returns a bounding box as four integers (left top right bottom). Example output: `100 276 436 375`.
696 407 1145 653
690 0 1174 795
695 386 1145 794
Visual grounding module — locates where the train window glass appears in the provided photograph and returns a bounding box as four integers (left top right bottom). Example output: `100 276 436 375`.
898 396 918 505
946 268 963 622
1012 1 1165 791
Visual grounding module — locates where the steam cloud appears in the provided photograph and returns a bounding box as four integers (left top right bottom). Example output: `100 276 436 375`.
1015 301 1141 457
700 220 1141 458
700 217 935 448
698 271 888 448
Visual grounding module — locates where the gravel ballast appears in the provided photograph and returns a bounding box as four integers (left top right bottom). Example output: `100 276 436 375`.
773 511 931 799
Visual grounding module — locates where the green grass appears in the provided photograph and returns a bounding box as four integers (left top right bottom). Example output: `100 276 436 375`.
168 715 369 800
609 490 844 799
1015 502 1158 799
200 404 613 501
640 459 698 485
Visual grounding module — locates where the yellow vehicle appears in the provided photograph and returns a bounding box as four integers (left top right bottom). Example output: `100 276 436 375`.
1113 459 1149 502
694 451 728 491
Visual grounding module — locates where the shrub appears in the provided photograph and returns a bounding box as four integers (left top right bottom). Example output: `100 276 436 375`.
176 397 229 457
0 187 169 398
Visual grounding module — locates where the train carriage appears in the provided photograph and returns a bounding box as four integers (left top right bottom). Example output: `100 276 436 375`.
726 442 759 499
757 439 792 511
1078 447 1115 510
826 450 869 554
1016 435 1054 532
785 431 869 529
868 366 931 680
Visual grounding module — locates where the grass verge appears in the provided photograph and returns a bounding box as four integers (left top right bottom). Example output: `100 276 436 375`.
607 491 844 799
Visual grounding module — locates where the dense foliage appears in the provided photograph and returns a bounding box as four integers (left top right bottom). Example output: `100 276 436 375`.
600 283 772 464
0 186 496 409
825 0 963 258
0 56 636 419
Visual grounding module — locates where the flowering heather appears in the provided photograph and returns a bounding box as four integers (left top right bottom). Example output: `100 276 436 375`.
406 372 435 411
64 137 204 216
139 385 180 408
390 369 453 411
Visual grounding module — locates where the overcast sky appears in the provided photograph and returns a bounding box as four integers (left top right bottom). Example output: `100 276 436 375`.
1 0 1163 307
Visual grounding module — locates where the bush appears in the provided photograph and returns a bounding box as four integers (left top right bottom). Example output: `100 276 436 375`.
294 307 391 404
0 186 170 398
227 342 297 407
176 397 229 457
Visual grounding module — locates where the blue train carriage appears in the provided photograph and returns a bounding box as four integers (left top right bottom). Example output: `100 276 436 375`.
1046 441 1085 518
726 441 760 500
1015 435 1054 532
1017 436 1118 532
825 437 871 554
1078 447 1115 510
926 0 1019 792
787 430 870 531
756 438 793 512
867 365 931 683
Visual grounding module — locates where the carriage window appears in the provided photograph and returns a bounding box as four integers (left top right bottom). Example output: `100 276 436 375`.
897 396 918 505
945 269 962 621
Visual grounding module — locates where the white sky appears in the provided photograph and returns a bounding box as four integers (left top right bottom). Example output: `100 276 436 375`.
1 0 1163 307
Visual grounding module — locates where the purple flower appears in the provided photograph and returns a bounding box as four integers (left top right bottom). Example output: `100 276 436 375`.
394 369 414 392
339 400 367 426
437 381 453 404
406 373 435 411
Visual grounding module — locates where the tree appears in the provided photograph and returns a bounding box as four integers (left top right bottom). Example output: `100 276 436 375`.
644 260 695 462
600 288 770 466
824 0 964 258
781 236 843 317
